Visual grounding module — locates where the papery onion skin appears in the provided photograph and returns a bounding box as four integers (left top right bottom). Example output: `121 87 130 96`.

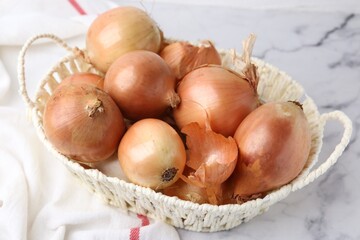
180 122 238 205
104 50 179 120
162 177 208 204
181 122 238 185
232 101 311 199
59 73 104 89
86 6 162 72
43 83 126 163
173 65 259 137
118 118 186 190
160 41 222 80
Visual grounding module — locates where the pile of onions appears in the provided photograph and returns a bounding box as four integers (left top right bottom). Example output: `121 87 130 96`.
231 101 311 202
86 6 163 73
118 118 186 190
43 82 126 162
104 50 180 120
41 5 314 207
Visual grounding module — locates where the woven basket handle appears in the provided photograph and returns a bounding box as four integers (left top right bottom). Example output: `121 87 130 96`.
18 34 76 109
291 110 352 191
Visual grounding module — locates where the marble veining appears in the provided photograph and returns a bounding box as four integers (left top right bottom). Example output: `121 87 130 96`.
257 13 356 59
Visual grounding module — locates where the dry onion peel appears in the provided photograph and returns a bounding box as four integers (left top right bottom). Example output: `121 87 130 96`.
221 33 259 91
162 167 209 204
160 40 221 80
180 122 238 204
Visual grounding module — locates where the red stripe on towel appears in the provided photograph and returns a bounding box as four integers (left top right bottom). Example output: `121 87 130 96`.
138 214 150 227
130 227 140 240
130 215 150 240
68 0 87 15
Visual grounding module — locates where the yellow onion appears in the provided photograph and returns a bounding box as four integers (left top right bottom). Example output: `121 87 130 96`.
86 6 163 72
159 40 221 80
232 101 312 201
173 35 260 137
43 82 126 163
104 50 179 120
173 65 259 137
118 118 186 190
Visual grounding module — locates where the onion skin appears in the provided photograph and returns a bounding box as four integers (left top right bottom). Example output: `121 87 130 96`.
104 50 179 120
173 65 259 137
86 6 162 72
232 101 311 199
162 177 208 204
118 119 186 190
43 83 126 163
160 41 221 80
181 122 238 185
58 73 104 89
180 122 238 204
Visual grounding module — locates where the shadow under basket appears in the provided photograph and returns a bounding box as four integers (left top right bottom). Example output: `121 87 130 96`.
18 34 352 232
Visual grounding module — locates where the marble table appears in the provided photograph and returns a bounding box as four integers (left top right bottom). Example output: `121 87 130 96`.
1 1 359 239
151 3 359 240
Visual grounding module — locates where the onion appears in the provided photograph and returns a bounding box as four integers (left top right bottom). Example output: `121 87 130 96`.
173 65 259 137
118 118 186 190
43 83 126 162
86 6 163 72
173 35 260 137
58 72 104 89
104 50 180 120
159 40 221 80
232 101 311 201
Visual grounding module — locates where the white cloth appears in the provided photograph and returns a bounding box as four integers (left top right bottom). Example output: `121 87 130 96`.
0 108 179 240
0 0 180 239
0 60 10 102
0 0 115 45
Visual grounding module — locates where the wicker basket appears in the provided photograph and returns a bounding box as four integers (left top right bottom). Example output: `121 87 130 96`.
18 34 352 232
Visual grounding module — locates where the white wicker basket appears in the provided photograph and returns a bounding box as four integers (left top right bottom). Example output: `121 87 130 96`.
18 34 352 232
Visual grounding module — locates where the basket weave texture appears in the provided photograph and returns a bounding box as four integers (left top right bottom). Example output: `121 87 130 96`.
18 34 352 232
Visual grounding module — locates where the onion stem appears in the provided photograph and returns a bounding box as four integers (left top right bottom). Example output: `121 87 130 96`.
86 99 104 117
168 92 181 108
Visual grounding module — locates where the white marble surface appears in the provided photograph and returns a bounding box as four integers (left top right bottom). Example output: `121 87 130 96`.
0 1 359 239
140 0 360 13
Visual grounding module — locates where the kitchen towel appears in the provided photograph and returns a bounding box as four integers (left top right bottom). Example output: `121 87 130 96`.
0 108 179 240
